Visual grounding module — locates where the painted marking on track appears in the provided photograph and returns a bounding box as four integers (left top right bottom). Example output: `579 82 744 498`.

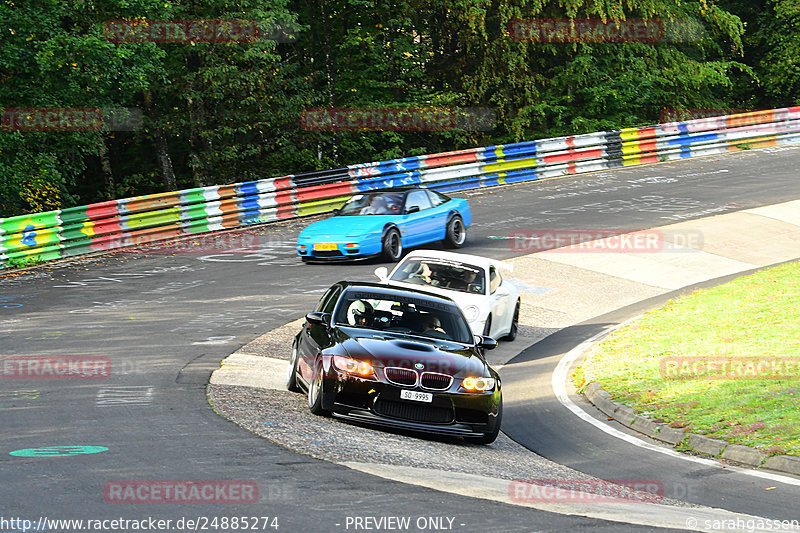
552 322 800 487
0 389 40 408
0 389 40 400
659 203 742 221
10 445 108 457
51 266 205 289
95 386 154 406
143 279 208 294
513 280 554 295
540 195 705 216
0 296 24 309
193 336 236 345
198 241 298 266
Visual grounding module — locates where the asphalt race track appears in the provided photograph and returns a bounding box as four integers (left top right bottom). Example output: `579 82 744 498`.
2 145 800 532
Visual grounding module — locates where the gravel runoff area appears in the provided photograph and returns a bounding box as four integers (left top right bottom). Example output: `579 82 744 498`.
208 320 580 481
207 319 698 507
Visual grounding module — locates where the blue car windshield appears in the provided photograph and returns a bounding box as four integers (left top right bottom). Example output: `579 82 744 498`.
334 291 473 344
338 192 405 216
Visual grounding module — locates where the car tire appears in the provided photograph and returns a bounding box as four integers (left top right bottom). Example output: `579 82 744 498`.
503 301 520 341
443 215 466 248
308 361 330 416
465 400 502 445
381 228 403 262
483 315 492 337
286 343 301 392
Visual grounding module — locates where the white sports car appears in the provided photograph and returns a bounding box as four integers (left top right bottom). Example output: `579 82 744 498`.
374 250 521 341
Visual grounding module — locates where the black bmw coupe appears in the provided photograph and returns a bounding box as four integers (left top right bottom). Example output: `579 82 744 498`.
286 281 503 444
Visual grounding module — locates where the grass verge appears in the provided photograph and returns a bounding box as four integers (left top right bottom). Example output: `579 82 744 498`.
576 260 800 456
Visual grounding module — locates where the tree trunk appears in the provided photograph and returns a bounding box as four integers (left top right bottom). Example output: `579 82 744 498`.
156 133 177 191
97 136 116 200
143 90 177 191
322 0 338 163
185 48 210 188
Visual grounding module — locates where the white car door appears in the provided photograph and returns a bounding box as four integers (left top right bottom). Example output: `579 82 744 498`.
488 266 512 337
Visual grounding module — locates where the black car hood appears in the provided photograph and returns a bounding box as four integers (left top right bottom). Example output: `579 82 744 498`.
335 327 489 377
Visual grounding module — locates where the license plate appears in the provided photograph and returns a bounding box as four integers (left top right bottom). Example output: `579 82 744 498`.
314 243 337 251
400 390 432 403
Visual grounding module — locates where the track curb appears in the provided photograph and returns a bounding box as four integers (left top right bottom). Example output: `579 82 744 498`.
581 377 800 475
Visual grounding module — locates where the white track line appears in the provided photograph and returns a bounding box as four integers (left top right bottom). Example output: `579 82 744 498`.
552 320 800 487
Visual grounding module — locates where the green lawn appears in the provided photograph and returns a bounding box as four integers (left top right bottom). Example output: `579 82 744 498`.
577 260 800 457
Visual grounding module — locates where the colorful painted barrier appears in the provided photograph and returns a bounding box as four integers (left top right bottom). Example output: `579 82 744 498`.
2 106 799 268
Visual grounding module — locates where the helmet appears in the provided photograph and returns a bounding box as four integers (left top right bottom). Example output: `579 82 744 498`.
422 314 442 331
347 300 374 326
424 315 442 331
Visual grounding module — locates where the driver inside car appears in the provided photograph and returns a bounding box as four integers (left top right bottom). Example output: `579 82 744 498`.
407 262 439 286
347 300 374 326
449 268 483 293
360 195 387 215
420 314 446 335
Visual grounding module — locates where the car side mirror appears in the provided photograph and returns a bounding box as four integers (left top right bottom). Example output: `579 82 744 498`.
306 312 330 326
475 335 497 350
405 205 420 214
374 266 389 281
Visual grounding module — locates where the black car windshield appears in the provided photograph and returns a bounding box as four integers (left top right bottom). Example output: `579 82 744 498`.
338 192 405 216
334 290 473 344
390 259 485 295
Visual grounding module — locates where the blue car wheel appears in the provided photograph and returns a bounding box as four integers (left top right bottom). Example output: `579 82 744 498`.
444 215 467 248
381 228 403 262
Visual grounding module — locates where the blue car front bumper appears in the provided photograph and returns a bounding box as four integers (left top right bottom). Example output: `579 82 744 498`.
297 237 382 261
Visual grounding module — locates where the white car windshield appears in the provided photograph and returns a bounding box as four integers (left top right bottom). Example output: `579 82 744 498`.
334 290 473 344
390 259 485 295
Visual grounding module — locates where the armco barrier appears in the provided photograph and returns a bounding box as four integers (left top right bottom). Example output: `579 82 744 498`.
2 107 799 268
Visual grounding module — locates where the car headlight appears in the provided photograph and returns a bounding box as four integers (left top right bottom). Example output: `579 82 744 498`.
333 355 374 377
463 305 480 322
461 376 495 392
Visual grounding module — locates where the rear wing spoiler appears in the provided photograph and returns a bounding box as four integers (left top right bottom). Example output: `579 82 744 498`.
491 260 513 273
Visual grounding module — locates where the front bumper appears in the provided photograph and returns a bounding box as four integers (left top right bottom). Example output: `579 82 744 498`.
323 372 501 437
297 239 382 260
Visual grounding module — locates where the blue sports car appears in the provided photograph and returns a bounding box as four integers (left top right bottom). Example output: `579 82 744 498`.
296 187 471 262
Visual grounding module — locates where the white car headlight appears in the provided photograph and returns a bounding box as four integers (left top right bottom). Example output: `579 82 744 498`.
463 305 480 321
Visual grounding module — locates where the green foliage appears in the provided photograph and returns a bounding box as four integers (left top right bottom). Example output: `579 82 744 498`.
4 255 46 269
0 0 788 217
585 260 800 455
450 0 752 140
755 0 800 105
